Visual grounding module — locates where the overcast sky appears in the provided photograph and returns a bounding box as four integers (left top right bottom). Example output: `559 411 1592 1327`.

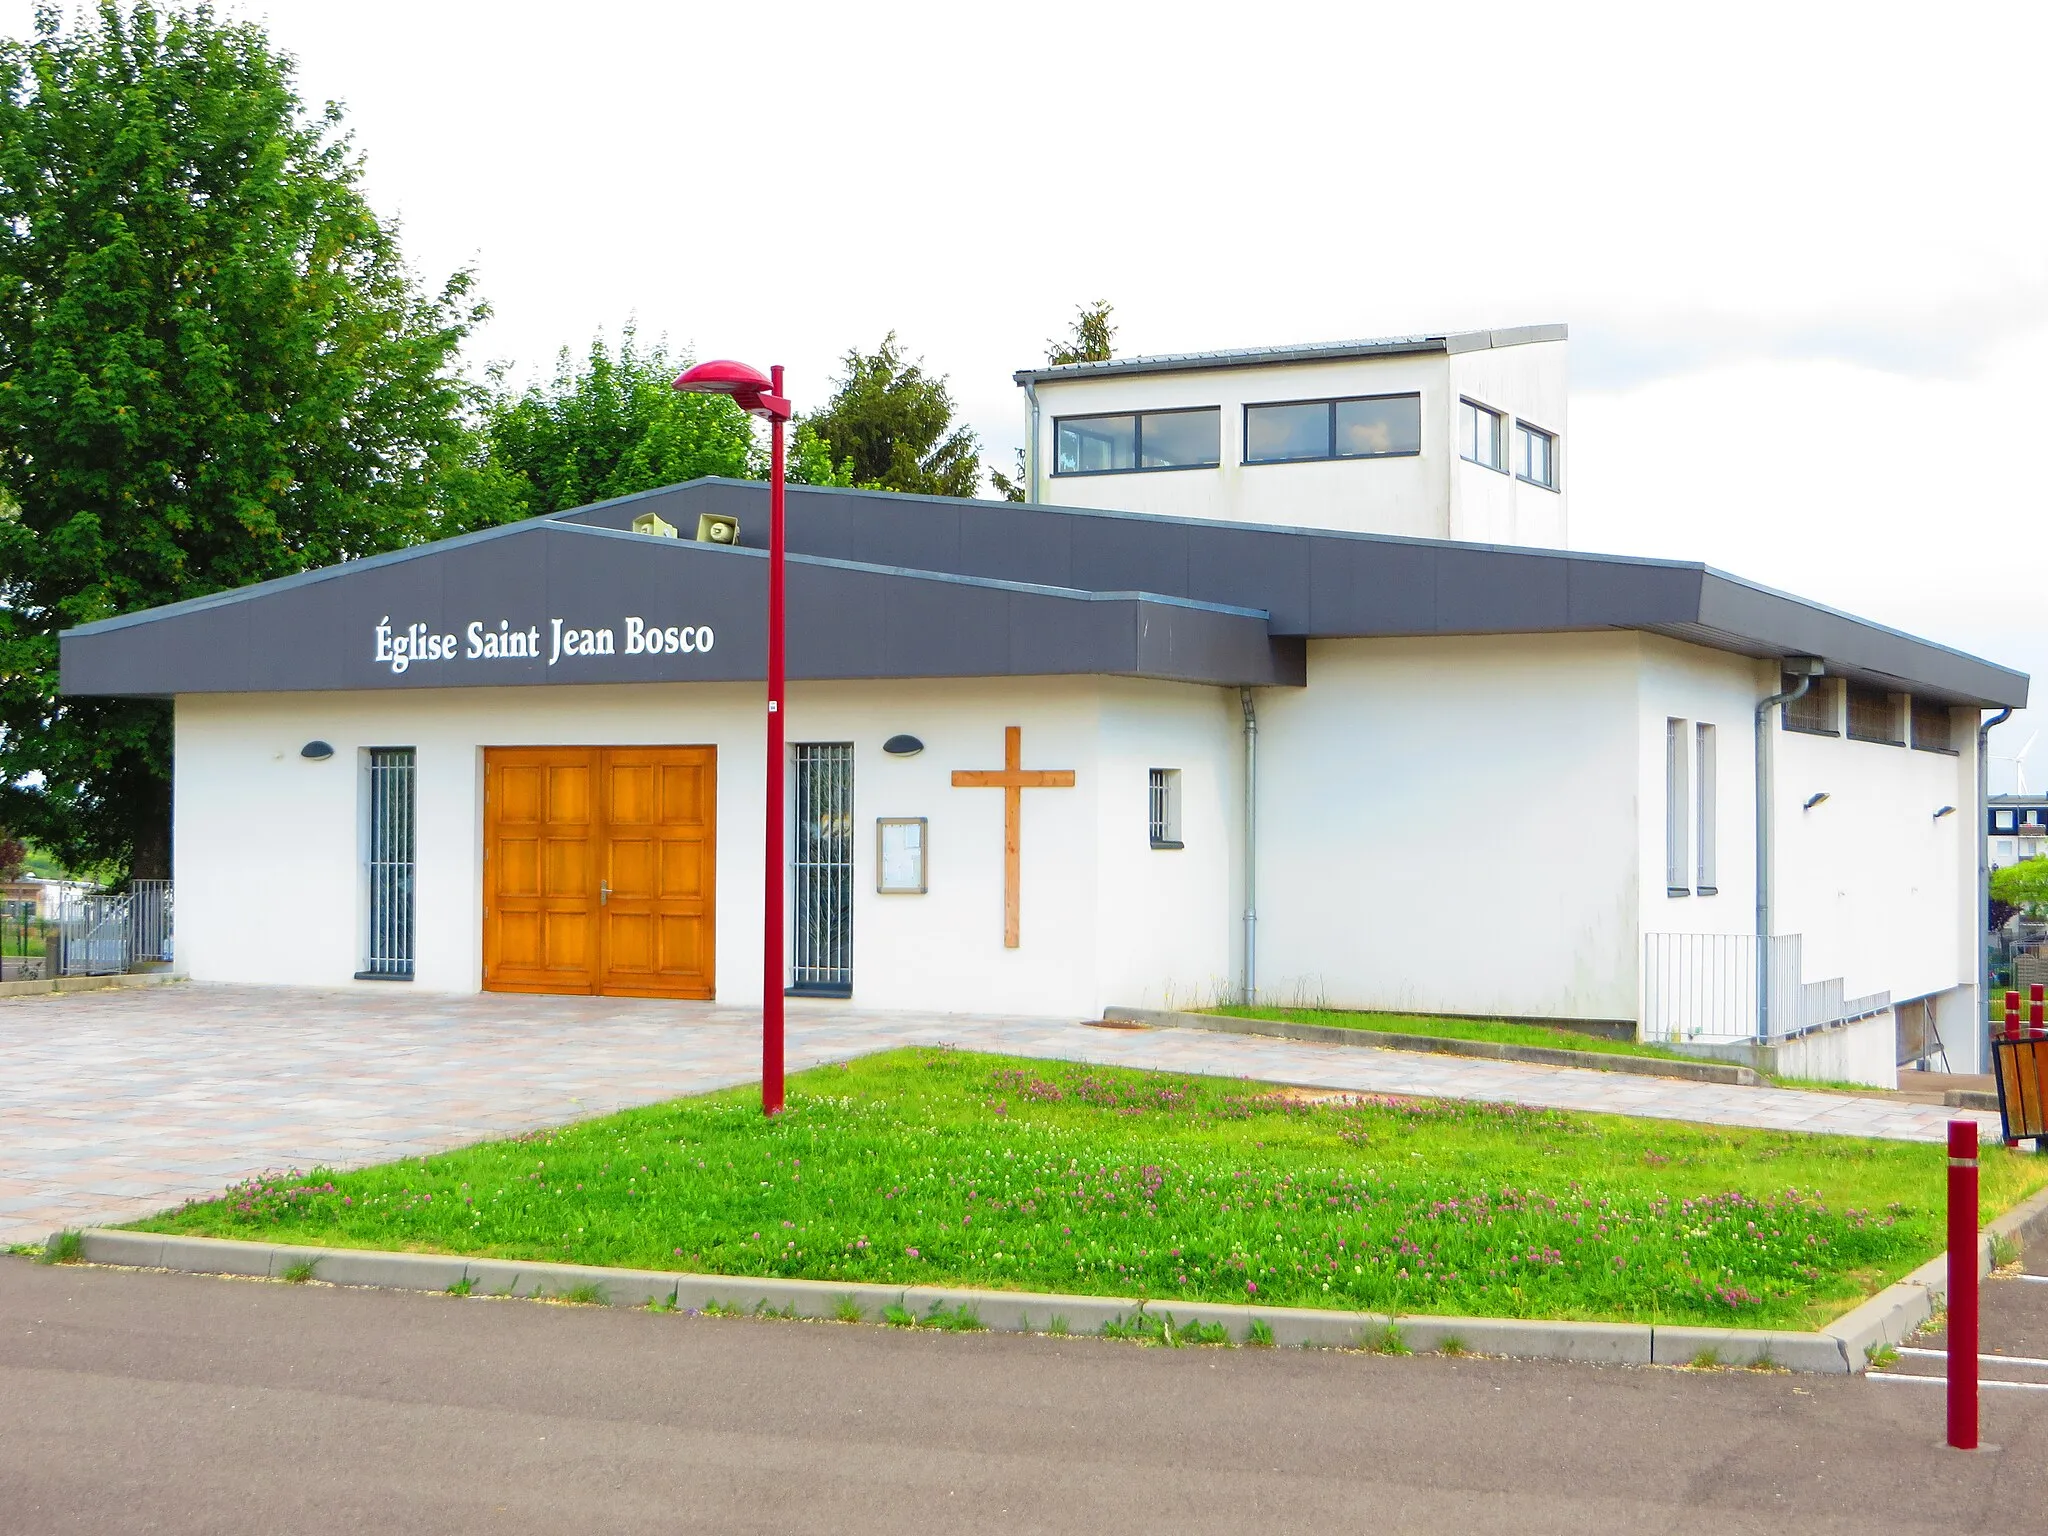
11 1 2047 784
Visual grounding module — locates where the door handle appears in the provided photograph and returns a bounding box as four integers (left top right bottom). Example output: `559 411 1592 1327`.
600 880 611 907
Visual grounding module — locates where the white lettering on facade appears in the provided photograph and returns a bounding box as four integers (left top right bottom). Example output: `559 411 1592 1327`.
379 616 715 675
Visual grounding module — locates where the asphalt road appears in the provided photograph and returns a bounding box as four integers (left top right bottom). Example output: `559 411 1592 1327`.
4 1256 2045 1535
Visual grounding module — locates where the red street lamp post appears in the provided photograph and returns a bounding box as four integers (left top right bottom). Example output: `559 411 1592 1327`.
672 359 793 1116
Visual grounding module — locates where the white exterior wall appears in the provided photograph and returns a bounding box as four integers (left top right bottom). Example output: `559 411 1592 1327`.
1252 633 1642 1021
1446 340 1569 548
172 676 1239 1020
1770 684 1979 1022
1028 340 1568 549
1635 638 1760 945
1032 353 1450 538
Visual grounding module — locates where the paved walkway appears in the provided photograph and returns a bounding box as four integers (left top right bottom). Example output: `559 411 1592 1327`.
0 983 2000 1244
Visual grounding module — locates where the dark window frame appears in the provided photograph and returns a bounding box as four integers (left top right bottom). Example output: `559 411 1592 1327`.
1845 683 1905 747
1515 420 1559 491
1241 392 1423 466
1910 697 1959 755
1781 677 1838 737
1459 397 1507 473
1051 406 1222 477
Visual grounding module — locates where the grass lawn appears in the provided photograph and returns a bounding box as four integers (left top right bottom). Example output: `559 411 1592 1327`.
1203 1005 1695 1060
131 1049 2048 1331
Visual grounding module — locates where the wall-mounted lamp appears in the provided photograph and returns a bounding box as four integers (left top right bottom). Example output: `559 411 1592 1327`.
882 734 924 757
1802 792 1830 811
300 741 334 761
1933 805 1957 820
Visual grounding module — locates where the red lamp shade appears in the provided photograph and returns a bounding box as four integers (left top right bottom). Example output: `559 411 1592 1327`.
673 359 773 397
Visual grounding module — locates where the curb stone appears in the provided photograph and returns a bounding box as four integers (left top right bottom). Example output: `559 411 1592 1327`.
1817 1177 2048 1367
37 1228 1892 1374
1102 1007 1770 1088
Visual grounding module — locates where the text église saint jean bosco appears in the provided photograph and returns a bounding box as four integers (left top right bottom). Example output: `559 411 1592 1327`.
373 616 716 675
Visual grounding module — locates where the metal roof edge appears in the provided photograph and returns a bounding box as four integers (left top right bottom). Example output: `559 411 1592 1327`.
1695 566 2029 690
58 516 552 639
558 521 1274 620
1011 323 1568 385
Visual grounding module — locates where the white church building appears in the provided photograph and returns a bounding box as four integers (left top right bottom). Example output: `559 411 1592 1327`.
60 326 2026 1086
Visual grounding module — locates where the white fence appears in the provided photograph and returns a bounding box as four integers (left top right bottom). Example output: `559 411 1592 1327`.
1642 932 1890 1044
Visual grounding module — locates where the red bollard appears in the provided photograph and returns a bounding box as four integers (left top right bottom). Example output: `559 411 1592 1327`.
2006 990 2022 1041
2031 985 2044 1039
1948 1120 1979 1451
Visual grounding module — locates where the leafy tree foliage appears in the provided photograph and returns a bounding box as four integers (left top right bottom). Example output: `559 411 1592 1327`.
805 333 980 498
1992 858 2048 920
466 327 846 525
0 2 486 879
1047 299 1116 366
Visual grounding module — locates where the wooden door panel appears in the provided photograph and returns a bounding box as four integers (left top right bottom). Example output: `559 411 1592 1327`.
543 836 592 897
659 841 706 900
485 748 599 995
598 746 715 999
486 745 715 999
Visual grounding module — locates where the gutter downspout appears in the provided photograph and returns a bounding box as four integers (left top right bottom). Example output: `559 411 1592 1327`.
1980 706 2013 1064
1022 380 1042 503
1756 659 1823 1040
1241 688 1258 1006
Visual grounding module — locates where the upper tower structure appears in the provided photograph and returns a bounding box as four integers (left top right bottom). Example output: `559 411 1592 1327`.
1013 324 1567 548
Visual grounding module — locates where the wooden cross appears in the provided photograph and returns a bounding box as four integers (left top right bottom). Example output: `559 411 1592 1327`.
951 725 1076 948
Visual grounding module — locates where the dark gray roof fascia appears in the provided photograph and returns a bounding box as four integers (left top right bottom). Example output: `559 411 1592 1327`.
60 516 1302 696
559 478 2026 708
1010 324 1568 385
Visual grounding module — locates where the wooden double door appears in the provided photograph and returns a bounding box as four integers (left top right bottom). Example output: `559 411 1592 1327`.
483 746 716 998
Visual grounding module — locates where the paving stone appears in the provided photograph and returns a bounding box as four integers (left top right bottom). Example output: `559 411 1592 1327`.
0 981 2000 1252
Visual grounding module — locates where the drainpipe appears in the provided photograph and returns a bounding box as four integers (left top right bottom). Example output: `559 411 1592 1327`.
1756 657 1824 1039
1240 688 1258 1006
1022 380 1042 503
1980 706 2012 1066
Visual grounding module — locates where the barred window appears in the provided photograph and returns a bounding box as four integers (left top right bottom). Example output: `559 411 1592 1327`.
1782 677 1835 736
361 748 415 979
1911 697 1956 753
1148 769 1183 849
1846 683 1903 745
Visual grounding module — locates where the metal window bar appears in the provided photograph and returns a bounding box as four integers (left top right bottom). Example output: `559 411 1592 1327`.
127 880 173 963
364 749 416 977
792 743 853 992
1149 769 1171 844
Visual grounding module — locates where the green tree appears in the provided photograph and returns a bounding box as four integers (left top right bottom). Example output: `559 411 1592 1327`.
465 326 850 527
992 300 1120 500
1993 858 2048 920
805 333 980 498
1047 299 1116 366
0 3 485 879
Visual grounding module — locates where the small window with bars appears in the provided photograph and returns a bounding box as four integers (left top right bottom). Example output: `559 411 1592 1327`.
1910 697 1956 754
361 748 415 979
1148 769 1183 849
1781 676 1836 736
1845 683 1903 745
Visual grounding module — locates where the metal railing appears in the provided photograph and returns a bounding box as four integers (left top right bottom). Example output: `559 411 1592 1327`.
1642 931 1891 1044
52 881 174 977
